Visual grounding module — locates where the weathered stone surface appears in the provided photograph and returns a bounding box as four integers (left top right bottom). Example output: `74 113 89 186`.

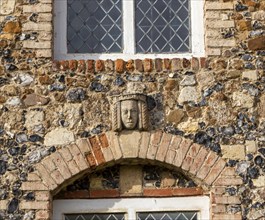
18 73 34 86
253 176 265 187
245 140 257 153
197 71 215 90
178 86 200 104
166 109 185 125
258 94 265 118
232 91 254 108
44 128 75 146
221 145 245 160
0 0 16 15
3 21 21 33
242 70 258 81
63 103 83 129
23 94 50 107
25 110 44 131
177 119 200 133
248 36 265 51
120 166 142 195
180 75 196 86
6 97 21 106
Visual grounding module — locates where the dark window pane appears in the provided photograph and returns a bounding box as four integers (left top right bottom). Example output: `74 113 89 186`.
67 0 122 53
65 213 125 220
137 212 198 220
135 0 191 53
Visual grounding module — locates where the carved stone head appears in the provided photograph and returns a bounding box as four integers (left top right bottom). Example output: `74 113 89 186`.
112 94 149 131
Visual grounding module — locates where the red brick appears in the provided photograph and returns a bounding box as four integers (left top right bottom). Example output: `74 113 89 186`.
68 144 89 170
173 138 192 167
86 60 94 73
52 61 60 71
196 151 218 180
200 57 207 69
189 147 209 175
135 59 143 72
67 159 80 175
21 182 48 191
36 163 57 190
143 188 173 197
205 158 226 185
115 59 124 73
95 60 104 72
125 59 134 71
212 204 226 213
144 58 152 72
156 133 172 162
214 177 243 186
213 214 242 220
36 210 50 220
221 167 237 176
163 58 171 71
181 143 201 171
69 60 77 71
172 187 203 196
51 169 64 185
191 57 199 71
90 189 119 198
86 151 97 167
155 58 163 72
57 190 90 199
59 60 69 71
35 191 51 201
98 133 109 148
211 187 226 195
50 153 72 180
165 135 182 164
77 60 86 72
20 201 49 210
171 58 182 71
147 130 163 160
213 196 240 204
89 136 105 164
182 58 191 68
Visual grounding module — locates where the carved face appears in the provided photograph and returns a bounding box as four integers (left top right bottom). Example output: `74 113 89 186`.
121 100 138 129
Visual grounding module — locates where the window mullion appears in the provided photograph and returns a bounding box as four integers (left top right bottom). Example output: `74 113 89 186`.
123 0 135 55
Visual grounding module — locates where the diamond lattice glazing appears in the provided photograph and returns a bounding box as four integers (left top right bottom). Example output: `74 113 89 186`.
137 211 197 220
67 0 122 53
135 0 190 53
65 213 125 220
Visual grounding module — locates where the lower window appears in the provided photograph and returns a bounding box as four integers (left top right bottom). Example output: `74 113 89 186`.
53 197 209 220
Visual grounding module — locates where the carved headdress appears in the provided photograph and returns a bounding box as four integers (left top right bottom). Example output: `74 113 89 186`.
111 93 149 131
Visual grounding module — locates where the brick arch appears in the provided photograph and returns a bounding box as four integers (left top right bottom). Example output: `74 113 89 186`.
20 130 243 219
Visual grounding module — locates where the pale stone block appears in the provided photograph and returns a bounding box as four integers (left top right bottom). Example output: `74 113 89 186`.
206 21 235 29
242 70 258 81
23 41 51 49
207 48 221 56
119 131 141 158
36 49 52 58
205 2 233 10
177 119 200 133
120 166 142 196
0 200 7 210
232 92 254 108
23 4 52 13
178 86 200 105
25 110 44 130
221 145 245 160
0 0 15 15
22 22 52 31
207 39 236 47
245 140 257 153
253 176 265 188
44 128 75 146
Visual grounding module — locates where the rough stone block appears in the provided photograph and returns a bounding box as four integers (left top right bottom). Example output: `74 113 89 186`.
221 144 245 160
120 166 142 196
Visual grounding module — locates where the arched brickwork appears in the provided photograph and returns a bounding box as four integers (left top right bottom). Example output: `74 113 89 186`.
20 130 243 220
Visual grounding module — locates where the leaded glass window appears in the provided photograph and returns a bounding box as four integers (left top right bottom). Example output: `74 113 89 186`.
65 213 125 220
54 0 204 59
67 0 122 53
137 211 197 220
135 0 190 53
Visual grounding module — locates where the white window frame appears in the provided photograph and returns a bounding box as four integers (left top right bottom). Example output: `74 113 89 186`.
54 0 205 60
53 197 210 220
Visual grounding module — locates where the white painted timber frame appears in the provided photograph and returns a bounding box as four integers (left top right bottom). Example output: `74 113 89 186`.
54 0 205 60
53 197 210 220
